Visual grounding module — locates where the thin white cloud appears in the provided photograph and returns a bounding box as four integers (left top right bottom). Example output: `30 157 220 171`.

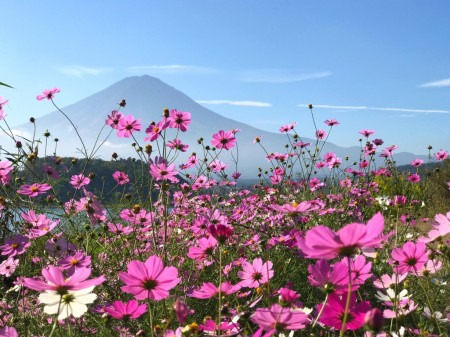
10 129 32 140
420 78 450 88
298 104 449 114
196 99 272 107
127 64 216 74
239 70 331 83
103 141 128 149
58 66 113 77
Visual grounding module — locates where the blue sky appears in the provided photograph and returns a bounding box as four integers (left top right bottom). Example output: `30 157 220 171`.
2 0 450 155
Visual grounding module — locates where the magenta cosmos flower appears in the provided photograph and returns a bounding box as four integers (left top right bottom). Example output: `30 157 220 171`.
105 300 147 320
0 235 30 257
70 174 90 189
17 183 52 197
317 292 371 331
211 130 237 150
168 109 191 132
315 129 327 139
116 115 141 138
112 171 130 185
434 149 449 161
238 258 273 288
297 212 387 259
36 87 61 100
251 304 308 336
23 266 105 292
105 110 123 129
391 241 428 274
189 281 241 299
119 255 181 300
149 162 178 183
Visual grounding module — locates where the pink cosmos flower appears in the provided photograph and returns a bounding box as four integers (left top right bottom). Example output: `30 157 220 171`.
279 122 297 133
112 171 130 185
0 160 14 185
116 115 141 138
209 160 227 172
22 210 59 238
58 251 91 276
271 201 315 215
105 300 147 320
373 273 408 289
119 255 181 300
0 326 18 337
251 304 308 336
42 164 60 179
168 109 191 132
297 212 387 259
307 259 348 294
238 258 273 288
45 236 77 257
294 141 311 148
343 255 372 286
149 162 178 183
211 130 236 150
0 257 19 277
315 129 327 139
36 87 61 100
70 174 90 189
434 149 448 161
189 281 241 299
325 119 339 126
105 110 123 129
0 96 9 110
317 292 371 331
0 235 30 257
209 224 233 244
359 129 375 137
187 236 218 261
232 171 241 180
23 266 105 292
419 211 450 243
278 287 302 307
410 159 424 167
407 174 421 183
199 319 240 336
144 118 170 142
17 183 52 197
391 241 428 274
167 139 189 152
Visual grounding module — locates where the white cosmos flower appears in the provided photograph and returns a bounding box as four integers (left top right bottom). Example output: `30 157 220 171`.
38 286 97 320
375 288 409 303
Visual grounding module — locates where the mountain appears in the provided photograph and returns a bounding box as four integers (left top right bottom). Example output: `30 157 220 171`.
4 75 426 178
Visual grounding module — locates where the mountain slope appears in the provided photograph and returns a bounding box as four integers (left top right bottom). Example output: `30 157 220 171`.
6 75 425 177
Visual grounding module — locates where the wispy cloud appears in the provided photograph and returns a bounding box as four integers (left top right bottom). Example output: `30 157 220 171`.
239 70 332 83
420 78 450 88
196 99 272 107
103 141 129 149
58 65 113 77
298 104 449 114
127 64 216 74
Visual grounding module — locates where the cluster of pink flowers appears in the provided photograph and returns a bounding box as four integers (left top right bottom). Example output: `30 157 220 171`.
1 90 449 337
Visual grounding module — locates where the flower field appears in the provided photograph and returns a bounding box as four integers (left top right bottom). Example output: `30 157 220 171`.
0 89 449 337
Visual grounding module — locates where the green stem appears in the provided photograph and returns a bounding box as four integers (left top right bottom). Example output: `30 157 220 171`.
148 299 155 337
311 293 329 328
48 297 62 337
339 257 353 337
218 245 223 337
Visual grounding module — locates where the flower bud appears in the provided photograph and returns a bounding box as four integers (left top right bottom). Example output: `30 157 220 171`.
364 308 385 332
173 299 189 324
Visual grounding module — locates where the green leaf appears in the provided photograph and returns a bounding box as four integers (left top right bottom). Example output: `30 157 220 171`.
0 81 14 89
